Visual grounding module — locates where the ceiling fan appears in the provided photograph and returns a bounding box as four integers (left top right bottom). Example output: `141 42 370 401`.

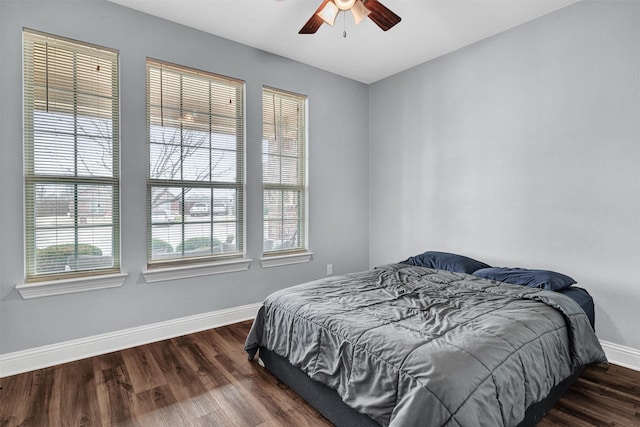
299 0 401 34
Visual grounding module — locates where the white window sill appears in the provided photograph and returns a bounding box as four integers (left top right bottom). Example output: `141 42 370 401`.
143 258 252 283
260 251 314 268
16 273 128 299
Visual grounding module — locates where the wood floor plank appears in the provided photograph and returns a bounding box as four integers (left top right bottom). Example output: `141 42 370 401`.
570 377 640 417
538 405 596 427
145 337 220 422
40 367 61 427
1 320 639 427
539 364 640 427
172 332 270 425
92 350 127 373
192 409 245 427
581 363 640 396
132 384 189 427
120 344 166 394
148 338 205 395
24 368 54 426
205 328 251 376
95 363 135 426
57 358 103 427
94 350 131 422
172 334 231 390
0 370 26 426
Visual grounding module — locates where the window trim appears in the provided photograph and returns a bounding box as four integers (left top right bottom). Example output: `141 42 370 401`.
261 86 309 258
260 251 313 268
16 273 127 299
145 58 247 270
22 28 121 284
142 258 252 283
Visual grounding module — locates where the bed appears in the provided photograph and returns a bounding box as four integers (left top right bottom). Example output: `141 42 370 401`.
245 252 607 426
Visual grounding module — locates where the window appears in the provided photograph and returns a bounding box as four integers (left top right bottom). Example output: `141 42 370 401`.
23 29 120 282
262 87 308 258
146 59 245 268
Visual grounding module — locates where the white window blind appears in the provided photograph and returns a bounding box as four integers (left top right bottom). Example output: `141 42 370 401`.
146 59 245 266
262 87 308 255
23 29 120 281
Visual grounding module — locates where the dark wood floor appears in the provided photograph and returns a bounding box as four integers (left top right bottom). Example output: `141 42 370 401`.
1 320 639 426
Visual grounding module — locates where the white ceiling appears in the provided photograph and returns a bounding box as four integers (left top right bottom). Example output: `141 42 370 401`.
107 0 580 84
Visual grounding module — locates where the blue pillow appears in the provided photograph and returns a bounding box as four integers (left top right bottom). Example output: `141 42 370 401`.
473 267 576 291
401 251 491 274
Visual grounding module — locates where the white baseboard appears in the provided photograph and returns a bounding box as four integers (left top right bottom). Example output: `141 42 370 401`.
600 340 640 372
0 302 262 378
2 307 637 379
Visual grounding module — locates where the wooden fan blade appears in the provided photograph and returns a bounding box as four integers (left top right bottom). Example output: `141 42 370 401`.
299 0 331 34
299 15 324 34
363 0 401 31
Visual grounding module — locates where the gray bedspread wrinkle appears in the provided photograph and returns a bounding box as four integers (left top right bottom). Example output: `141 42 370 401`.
245 263 607 427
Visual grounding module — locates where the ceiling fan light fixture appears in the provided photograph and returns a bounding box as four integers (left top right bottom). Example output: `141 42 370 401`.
350 0 371 25
334 0 357 10
317 1 339 26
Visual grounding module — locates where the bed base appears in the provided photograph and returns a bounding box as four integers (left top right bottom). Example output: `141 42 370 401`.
258 347 585 427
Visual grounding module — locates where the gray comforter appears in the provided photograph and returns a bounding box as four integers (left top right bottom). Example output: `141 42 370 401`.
245 263 607 426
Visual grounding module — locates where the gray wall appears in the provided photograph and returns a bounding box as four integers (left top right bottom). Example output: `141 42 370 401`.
0 0 370 354
2 0 639 357
370 0 640 349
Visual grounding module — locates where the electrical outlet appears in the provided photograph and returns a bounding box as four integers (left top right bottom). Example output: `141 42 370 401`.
326 264 333 275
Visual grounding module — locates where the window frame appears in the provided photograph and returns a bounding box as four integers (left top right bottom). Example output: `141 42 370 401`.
145 58 247 272
22 28 122 286
261 86 311 265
